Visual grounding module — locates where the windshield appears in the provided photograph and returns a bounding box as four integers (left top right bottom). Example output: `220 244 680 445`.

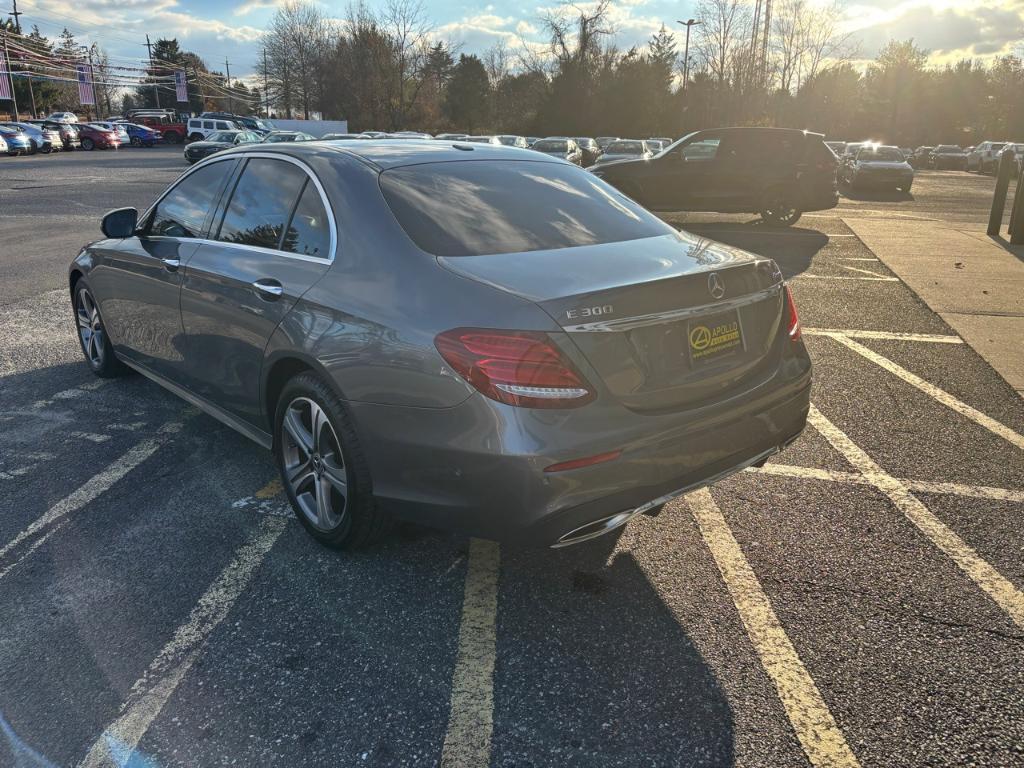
534 140 567 152
935 145 961 153
265 133 293 142
497 136 519 146
207 131 239 143
859 147 904 162
380 160 672 257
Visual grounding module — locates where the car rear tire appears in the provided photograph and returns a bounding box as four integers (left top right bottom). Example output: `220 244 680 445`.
73 281 127 378
130 136 142 147
760 187 802 226
81 137 95 150
275 373 391 550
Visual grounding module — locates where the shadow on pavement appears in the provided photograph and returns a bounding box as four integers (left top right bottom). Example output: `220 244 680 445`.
493 540 734 766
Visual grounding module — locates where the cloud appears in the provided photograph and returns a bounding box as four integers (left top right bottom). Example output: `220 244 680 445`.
846 0 1024 63
234 0 288 16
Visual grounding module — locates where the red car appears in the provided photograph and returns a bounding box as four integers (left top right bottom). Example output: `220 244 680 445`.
77 123 121 151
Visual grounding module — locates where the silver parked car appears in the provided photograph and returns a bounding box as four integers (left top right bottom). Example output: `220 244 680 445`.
69 141 811 550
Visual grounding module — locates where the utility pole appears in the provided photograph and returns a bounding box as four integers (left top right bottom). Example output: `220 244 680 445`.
676 19 702 92
144 34 160 109
86 45 97 121
225 57 232 113
262 48 269 117
10 0 21 34
2 34 19 120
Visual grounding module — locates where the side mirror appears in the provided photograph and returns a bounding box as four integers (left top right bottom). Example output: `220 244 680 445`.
101 207 138 239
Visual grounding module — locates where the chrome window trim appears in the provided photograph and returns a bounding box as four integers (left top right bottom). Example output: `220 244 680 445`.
139 152 338 264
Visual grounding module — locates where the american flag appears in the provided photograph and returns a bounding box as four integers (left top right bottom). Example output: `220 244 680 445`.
77 64 95 105
175 70 188 102
0 57 11 101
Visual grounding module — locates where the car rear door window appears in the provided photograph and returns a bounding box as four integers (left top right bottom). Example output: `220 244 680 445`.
203 120 214 130
282 181 331 258
149 160 236 239
680 137 720 161
216 158 308 250
380 160 671 256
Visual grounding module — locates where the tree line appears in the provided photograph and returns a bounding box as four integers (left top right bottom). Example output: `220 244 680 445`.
259 0 1024 146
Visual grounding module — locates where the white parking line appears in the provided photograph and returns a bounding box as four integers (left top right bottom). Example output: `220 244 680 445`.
30 379 113 410
808 405 1024 629
836 257 880 261
748 463 1024 503
440 538 501 768
0 423 182 584
829 334 1024 450
797 274 900 282
839 264 891 278
802 329 962 344
688 488 862 768
79 514 287 768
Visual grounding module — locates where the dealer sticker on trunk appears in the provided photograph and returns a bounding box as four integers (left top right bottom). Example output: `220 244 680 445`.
688 310 744 364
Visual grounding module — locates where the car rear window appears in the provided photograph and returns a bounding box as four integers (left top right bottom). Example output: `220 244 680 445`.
379 160 672 257
534 140 567 152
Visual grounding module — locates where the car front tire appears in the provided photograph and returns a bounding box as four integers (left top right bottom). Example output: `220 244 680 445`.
73 281 127 378
274 373 391 550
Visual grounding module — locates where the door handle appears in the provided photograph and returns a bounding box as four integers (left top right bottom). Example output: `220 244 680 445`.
161 257 180 271
252 279 284 299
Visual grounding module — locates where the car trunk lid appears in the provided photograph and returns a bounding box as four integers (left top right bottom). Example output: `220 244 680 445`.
438 232 786 411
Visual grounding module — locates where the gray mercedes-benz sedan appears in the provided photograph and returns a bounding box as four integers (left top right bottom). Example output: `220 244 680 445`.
68 140 811 550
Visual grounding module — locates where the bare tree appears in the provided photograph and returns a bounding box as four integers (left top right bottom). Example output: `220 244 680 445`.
694 0 751 85
263 1 333 118
772 0 855 92
380 0 433 129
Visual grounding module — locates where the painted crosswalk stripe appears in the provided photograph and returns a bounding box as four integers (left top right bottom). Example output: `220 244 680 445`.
808 405 1024 628
78 515 287 768
829 334 1024 450
802 329 962 344
688 488 862 768
440 538 501 768
0 422 182 584
748 463 1024 503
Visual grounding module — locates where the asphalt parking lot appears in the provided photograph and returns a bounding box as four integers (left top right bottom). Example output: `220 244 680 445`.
2 146 1023 767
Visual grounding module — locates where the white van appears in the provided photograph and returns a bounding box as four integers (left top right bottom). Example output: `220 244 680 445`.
187 117 240 141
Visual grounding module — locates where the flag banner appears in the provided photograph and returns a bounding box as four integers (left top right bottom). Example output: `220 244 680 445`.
0 57 11 101
77 64 95 105
175 70 188 102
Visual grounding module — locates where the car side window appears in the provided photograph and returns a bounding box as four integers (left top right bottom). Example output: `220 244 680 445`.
149 161 235 239
216 121 229 130
680 136 721 161
282 181 331 258
203 120 214 129
216 158 308 250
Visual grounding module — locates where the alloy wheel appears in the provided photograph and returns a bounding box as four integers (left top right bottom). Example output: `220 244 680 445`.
280 397 348 531
76 288 105 367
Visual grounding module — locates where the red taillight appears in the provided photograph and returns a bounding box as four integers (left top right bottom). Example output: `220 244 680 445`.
435 328 595 408
785 284 801 341
544 450 621 473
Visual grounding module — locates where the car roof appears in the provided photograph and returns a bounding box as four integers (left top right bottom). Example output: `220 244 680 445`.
216 138 561 171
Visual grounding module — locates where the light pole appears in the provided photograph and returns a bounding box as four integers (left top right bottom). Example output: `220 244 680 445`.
676 18 702 91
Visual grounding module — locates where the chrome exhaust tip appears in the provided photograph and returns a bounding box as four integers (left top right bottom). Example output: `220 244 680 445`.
550 509 639 549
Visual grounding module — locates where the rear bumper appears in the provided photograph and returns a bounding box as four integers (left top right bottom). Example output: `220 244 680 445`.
347 347 811 546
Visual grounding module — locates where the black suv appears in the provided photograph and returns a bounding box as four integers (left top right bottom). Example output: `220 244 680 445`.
590 127 838 225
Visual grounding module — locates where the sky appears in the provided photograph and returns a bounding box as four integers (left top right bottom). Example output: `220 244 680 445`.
10 0 1024 81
